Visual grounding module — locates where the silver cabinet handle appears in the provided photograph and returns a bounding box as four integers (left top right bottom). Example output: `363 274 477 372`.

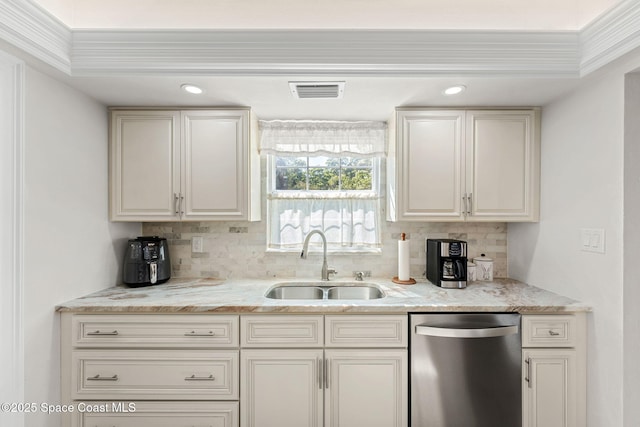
174 193 179 214
179 194 185 215
184 374 215 381
415 324 518 338
467 193 473 215
184 331 216 337
86 330 119 336
324 358 329 389
87 374 118 381
462 193 468 216
548 330 560 336
318 357 323 389
525 358 532 388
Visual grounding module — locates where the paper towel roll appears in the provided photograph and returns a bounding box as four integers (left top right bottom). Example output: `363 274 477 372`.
398 237 410 281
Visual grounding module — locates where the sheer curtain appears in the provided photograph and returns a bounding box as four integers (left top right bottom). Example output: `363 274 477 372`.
260 120 387 252
259 120 387 157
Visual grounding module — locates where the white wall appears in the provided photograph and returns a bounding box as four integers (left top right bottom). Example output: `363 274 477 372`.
623 72 640 427
509 51 640 426
0 51 24 427
22 66 139 426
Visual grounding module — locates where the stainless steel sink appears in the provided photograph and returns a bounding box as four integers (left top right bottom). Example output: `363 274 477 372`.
264 282 384 300
327 286 384 300
264 286 324 300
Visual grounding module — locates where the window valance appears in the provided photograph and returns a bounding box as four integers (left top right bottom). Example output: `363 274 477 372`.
259 120 387 158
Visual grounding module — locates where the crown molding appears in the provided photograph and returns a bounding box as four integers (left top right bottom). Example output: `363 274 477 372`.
0 0 71 73
70 29 580 77
580 0 640 76
1 0 640 78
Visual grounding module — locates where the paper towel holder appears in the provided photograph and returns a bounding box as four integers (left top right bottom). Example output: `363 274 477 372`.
392 276 416 285
393 233 416 285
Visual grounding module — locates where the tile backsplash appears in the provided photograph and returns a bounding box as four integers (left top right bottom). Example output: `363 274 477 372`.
142 220 507 280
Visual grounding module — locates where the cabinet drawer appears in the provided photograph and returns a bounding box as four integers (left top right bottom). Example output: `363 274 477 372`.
76 401 238 427
522 315 576 347
71 314 239 348
325 315 408 348
71 350 238 400
240 315 323 347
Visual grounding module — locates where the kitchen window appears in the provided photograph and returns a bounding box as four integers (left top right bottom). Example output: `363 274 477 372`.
259 120 386 252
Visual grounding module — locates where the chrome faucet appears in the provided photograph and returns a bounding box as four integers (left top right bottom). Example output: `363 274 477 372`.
301 230 337 281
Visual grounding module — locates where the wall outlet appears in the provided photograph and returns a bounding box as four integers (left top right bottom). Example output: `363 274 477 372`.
580 228 605 253
192 236 204 253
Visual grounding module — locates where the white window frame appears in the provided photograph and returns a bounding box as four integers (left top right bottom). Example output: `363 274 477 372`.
266 154 383 253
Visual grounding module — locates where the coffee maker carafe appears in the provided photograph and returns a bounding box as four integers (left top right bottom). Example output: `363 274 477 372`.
426 239 467 289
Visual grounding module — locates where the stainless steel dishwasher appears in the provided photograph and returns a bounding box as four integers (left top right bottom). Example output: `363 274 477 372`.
410 313 521 427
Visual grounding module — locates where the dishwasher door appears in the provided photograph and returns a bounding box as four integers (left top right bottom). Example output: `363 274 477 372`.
410 313 521 427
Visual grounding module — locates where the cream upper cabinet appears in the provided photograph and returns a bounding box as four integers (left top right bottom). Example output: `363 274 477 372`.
110 110 181 221
110 108 260 222
466 110 540 221
391 110 465 220
388 108 540 222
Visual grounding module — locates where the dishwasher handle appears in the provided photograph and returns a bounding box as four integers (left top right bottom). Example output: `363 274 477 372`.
415 324 518 338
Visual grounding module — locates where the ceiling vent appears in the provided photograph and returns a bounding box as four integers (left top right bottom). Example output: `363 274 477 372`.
289 81 345 99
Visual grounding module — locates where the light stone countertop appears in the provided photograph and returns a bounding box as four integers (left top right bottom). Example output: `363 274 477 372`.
55 277 590 314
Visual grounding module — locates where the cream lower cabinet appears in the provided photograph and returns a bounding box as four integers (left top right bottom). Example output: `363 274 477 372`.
240 314 408 427
60 313 240 427
109 108 260 222
241 349 324 427
522 314 586 427
324 349 406 427
389 108 540 222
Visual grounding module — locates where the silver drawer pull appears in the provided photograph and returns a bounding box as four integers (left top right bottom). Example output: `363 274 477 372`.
87 374 118 381
87 330 119 336
184 331 216 337
184 374 215 381
548 330 560 336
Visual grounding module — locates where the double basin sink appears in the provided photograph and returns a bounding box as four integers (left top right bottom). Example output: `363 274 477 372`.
265 282 384 300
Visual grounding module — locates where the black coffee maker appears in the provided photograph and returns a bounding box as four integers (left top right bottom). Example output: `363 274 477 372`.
426 239 467 289
123 236 171 287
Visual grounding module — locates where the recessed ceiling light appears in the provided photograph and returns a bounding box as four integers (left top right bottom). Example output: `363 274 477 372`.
443 85 466 96
181 84 204 95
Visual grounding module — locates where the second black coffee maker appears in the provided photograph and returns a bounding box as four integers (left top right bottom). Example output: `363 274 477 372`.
426 239 467 289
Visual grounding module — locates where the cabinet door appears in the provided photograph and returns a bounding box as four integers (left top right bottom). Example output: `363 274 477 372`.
181 110 250 220
241 349 323 427
523 349 577 427
324 349 407 427
395 110 465 221
110 110 181 221
466 110 540 221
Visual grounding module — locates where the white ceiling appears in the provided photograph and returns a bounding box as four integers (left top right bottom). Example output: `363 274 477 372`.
27 0 626 119
34 0 620 30
64 75 581 121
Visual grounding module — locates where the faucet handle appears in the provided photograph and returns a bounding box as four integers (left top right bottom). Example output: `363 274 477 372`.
327 268 338 279
354 271 364 281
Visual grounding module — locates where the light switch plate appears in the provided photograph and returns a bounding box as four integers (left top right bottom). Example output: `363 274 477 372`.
580 228 605 253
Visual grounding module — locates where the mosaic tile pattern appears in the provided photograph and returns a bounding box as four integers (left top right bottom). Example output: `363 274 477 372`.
142 221 508 281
